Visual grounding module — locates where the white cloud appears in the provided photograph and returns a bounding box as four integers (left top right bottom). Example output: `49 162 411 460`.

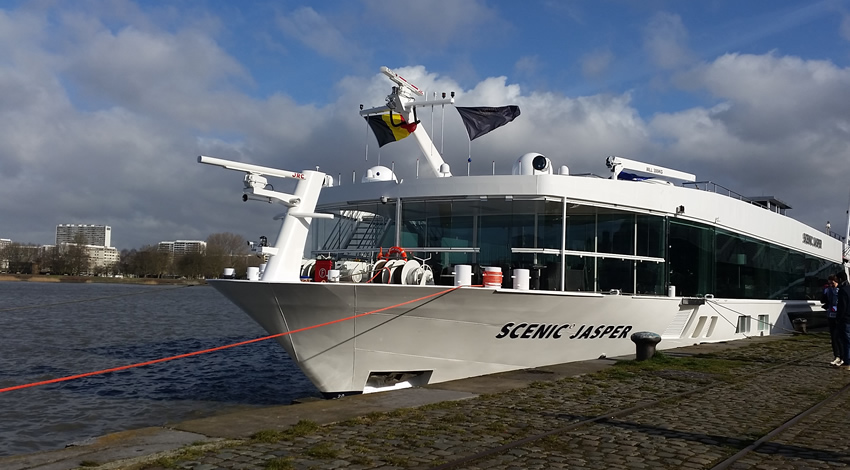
275 7 361 62
361 0 505 50
673 53 850 141
655 52 850 230
581 49 613 79
643 12 693 70
514 55 541 77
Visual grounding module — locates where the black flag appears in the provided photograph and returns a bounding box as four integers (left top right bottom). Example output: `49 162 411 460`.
456 106 521 141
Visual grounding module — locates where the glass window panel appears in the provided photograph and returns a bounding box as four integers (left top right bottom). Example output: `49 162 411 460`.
714 230 742 298
538 200 564 249
597 212 634 255
598 258 633 293
636 214 665 258
566 205 595 252
768 247 791 300
534 253 562 291
636 260 665 295
669 219 714 297
399 201 426 247
565 255 594 291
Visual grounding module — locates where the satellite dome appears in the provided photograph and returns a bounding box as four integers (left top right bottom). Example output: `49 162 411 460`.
361 165 398 183
512 153 552 175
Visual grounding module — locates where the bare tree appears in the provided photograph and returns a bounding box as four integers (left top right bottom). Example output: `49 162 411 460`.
206 232 249 278
65 232 91 275
1 242 37 272
176 252 206 279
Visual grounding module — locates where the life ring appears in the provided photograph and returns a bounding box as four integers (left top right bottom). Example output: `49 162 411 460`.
386 246 407 261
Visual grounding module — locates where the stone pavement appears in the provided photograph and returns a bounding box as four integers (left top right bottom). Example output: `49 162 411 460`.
5 332 850 470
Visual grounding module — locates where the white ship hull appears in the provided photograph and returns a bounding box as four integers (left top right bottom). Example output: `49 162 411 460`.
209 279 815 395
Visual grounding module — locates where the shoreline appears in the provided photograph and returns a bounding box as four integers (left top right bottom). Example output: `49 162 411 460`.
0 274 206 286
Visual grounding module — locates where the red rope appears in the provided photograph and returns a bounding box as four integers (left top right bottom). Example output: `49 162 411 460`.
0 284 464 394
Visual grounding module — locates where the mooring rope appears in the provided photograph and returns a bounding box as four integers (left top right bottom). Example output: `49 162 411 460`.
0 284 464 394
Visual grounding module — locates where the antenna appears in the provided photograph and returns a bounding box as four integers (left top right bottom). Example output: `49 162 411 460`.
380 66 424 98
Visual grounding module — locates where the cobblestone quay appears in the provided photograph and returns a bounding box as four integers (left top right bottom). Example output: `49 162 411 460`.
37 333 850 469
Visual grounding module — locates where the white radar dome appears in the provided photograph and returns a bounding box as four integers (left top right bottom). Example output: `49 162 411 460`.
361 165 398 183
512 153 553 175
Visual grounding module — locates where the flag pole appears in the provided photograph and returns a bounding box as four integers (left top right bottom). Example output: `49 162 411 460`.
467 138 471 172
361 105 368 162
430 92 436 161
440 92 446 155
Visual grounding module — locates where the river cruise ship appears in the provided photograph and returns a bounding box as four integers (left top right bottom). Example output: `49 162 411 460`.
200 67 845 396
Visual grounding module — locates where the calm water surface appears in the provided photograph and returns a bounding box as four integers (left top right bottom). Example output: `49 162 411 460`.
0 281 319 457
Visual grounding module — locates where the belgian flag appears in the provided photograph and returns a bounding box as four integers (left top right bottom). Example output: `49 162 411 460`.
365 113 418 147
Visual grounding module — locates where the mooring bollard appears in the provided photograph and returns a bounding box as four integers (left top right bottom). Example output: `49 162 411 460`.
630 331 662 361
791 318 808 334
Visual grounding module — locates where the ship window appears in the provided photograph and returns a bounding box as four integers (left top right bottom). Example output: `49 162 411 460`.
668 219 714 297
636 214 664 258
566 212 595 252
597 211 634 255
565 255 594 291
479 214 535 266
714 229 821 301
597 258 633 294
636 260 665 295
538 200 564 249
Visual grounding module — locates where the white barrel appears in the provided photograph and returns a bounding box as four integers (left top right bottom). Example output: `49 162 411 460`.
668 285 676 297
454 264 472 286
328 269 340 282
222 267 235 279
512 268 530 291
247 267 260 281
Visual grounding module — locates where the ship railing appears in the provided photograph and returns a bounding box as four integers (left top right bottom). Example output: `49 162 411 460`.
682 181 754 203
511 247 664 262
313 247 480 256
685 181 843 241
683 180 797 216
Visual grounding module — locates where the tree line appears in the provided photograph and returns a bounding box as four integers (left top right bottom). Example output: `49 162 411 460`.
0 232 262 279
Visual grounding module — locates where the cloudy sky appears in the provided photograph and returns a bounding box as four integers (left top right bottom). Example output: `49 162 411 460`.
1 0 849 250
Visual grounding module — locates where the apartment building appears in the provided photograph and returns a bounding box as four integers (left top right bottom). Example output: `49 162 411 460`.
158 240 206 255
56 224 112 247
0 238 10 271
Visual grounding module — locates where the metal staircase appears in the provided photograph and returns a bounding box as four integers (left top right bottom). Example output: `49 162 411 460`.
321 211 390 253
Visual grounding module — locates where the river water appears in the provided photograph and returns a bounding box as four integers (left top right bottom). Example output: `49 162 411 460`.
0 281 320 457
